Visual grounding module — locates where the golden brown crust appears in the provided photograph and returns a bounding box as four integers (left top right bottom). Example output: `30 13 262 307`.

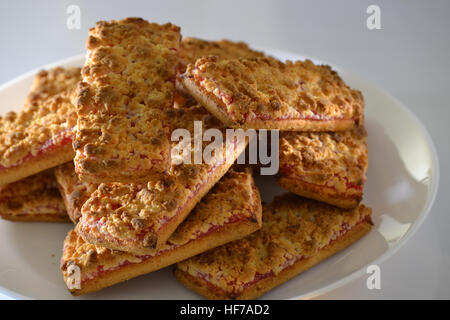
181 56 363 130
174 194 372 299
61 170 262 295
0 143 75 188
179 37 265 73
74 18 181 183
0 213 69 222
277 128 368 209
55 162 98 223
0 169 69 222
174 220 372 299
0 168 56 197
75 98 249 253
0 67 81 186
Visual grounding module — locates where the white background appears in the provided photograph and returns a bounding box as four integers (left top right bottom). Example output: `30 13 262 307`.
0 0 449 299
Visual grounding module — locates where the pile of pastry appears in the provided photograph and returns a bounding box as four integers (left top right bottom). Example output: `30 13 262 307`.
0 18 372 299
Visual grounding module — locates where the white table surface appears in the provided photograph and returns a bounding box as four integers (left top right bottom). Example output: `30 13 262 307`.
0 0 448 299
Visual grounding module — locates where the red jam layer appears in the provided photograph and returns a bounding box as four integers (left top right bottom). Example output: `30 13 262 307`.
0 130 73 170
279 165 363 192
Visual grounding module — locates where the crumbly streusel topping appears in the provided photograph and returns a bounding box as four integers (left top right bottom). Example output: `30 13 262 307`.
183 56 364 124
73 18 181 182
0 169 66 217
169 169 261 245
279 127 368 193
55 162 98 222
76 96 245 251
0 67 81 167
61 169 261 276
0 169 57 198
0 188 66 217
176 194 372 295
179 37 265 72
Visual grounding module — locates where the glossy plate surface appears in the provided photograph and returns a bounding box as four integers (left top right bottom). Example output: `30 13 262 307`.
0 51 439 299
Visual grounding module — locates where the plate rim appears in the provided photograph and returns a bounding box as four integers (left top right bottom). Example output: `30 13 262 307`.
0 52 440 300
266 47 440 299
297 63 440 300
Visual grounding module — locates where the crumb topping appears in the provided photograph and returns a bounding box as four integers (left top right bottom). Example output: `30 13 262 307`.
182 56 364 124
0 169 57 198
179 37 265 72
0 169 66 217
61 169 261 279
74 18 181 182
76 97 246 251
55 162 98 223
279 127 368 193
176 194 372 296
0 67 81 168
169 169 261 245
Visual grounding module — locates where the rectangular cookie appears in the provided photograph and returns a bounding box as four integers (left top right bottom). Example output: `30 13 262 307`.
75 96 250 254
179 37 265 73
55 162 98 223
277 127 368 209
73 18 181 183
61 169 262 295
0 67 81 186
174 193 373 300
0 169 69 222
181 56 363 130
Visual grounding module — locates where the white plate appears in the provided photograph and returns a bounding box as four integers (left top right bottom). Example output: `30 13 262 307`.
0 51 439 300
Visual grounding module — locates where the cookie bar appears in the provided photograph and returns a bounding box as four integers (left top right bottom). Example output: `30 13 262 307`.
75 98 250 254
181 56 363 130
0 67 81 186
179 37 265 73
0 169 69 222
277 127 368 209
61 169 262 295
174 194 372 300
73 18 181 183
55 162 98 223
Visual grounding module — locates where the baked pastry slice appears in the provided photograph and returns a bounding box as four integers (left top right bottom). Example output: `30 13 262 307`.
179 37 265 73
73 18 181 183
174 194 373 300
0 169 69 222
55 162 98 223
181 56 363 130
0 67 81 186
277 127 368 209
75 98 250 254
61 169 262 295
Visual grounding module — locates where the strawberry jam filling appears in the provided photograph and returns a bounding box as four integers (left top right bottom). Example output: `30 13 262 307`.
9 204 66 216
279 164 363 194
244 111 357 122
0 130 73 170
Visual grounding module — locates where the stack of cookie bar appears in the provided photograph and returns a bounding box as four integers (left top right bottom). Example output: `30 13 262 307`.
0 18 371 299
